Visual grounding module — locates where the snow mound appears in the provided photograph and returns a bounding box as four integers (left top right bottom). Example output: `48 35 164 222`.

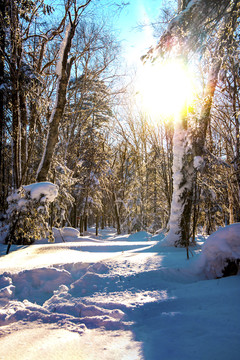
53 227 80 240
0 276 15 301
128 231 151 241
23 182 58 202
61 227 80 237
10 267 72 302
200 223 240 278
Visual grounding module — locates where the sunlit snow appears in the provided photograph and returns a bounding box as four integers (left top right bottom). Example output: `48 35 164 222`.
0 226 239 360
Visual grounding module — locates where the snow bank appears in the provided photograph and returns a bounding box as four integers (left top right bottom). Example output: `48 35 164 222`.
199 223 240 278
0 227 240 360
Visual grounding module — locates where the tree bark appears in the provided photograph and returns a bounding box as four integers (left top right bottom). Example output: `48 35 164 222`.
37 19 77 182
113 190 121 234
19 90 27 184
0 0 5 210
165 119 194 247
10 0 22 188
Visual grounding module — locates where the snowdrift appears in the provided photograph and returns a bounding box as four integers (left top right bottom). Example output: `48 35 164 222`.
199 223 240 278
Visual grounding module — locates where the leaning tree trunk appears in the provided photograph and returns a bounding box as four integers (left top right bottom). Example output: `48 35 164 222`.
37 0 92 181
37 21 76 182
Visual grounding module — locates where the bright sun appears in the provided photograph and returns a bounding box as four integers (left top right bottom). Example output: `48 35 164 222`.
136 59 196 122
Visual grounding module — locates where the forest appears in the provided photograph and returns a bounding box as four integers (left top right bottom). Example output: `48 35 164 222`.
0 1 240 359
0 0 240 251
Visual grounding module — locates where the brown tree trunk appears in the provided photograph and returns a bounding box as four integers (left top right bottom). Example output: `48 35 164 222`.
96 214 99 236
37 1 92 182
113 191 121 234
0 0 5 210
19 90 27 184
37 21 77 182
9 0 22 188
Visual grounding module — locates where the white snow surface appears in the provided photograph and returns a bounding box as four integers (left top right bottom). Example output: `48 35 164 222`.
23 182 59 203
0 226 239 360
52 227 80 241
198 223 240 278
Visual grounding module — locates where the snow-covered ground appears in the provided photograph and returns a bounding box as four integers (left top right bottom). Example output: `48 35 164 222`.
0 226 239 360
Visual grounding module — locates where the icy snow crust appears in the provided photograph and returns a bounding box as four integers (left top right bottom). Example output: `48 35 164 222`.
0 226 240 360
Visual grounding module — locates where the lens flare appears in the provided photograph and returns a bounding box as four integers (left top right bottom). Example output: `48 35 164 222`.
136 59 196 123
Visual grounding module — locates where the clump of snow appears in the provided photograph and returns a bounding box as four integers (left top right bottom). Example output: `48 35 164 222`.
6 191 21 202
54 227 80 238
55 23 71 76
0 276 15 301
23 182 58 203
199 223 240 278
193 155 204 170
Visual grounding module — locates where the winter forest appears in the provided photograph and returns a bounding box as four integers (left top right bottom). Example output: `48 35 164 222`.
0 0 240 249
0 0 240 359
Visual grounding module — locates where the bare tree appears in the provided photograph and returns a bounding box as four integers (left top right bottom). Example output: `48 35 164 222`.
37 0 92 182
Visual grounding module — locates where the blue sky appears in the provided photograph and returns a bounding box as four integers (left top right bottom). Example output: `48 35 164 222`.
112 0 162 64
47 0 164 65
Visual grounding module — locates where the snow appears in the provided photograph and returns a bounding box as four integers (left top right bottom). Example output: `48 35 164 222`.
164 122 193 245
23 182 59 203
197 223 240 278
37 23 72 177
52 227 80 242
55 23 71 77
0 226 239 360
194 155 204 170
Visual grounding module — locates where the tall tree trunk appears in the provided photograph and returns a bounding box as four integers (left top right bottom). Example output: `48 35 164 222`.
19 90 27 184
166 60 221 247
96 214 99 236
37 1 92 182
9 0 22 188
37 21 76 182
165 119 194 248
0 0 5 210
113 190 121 234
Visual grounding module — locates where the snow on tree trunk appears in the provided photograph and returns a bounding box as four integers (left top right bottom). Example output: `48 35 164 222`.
164 118 194 247
165 61 221 248
37 22 76 182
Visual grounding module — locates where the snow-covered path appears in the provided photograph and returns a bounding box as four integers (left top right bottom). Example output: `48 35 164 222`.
0 228 239 360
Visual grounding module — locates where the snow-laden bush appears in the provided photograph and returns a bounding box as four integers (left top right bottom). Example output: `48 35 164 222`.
5 182 58 251
200 223 240 278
